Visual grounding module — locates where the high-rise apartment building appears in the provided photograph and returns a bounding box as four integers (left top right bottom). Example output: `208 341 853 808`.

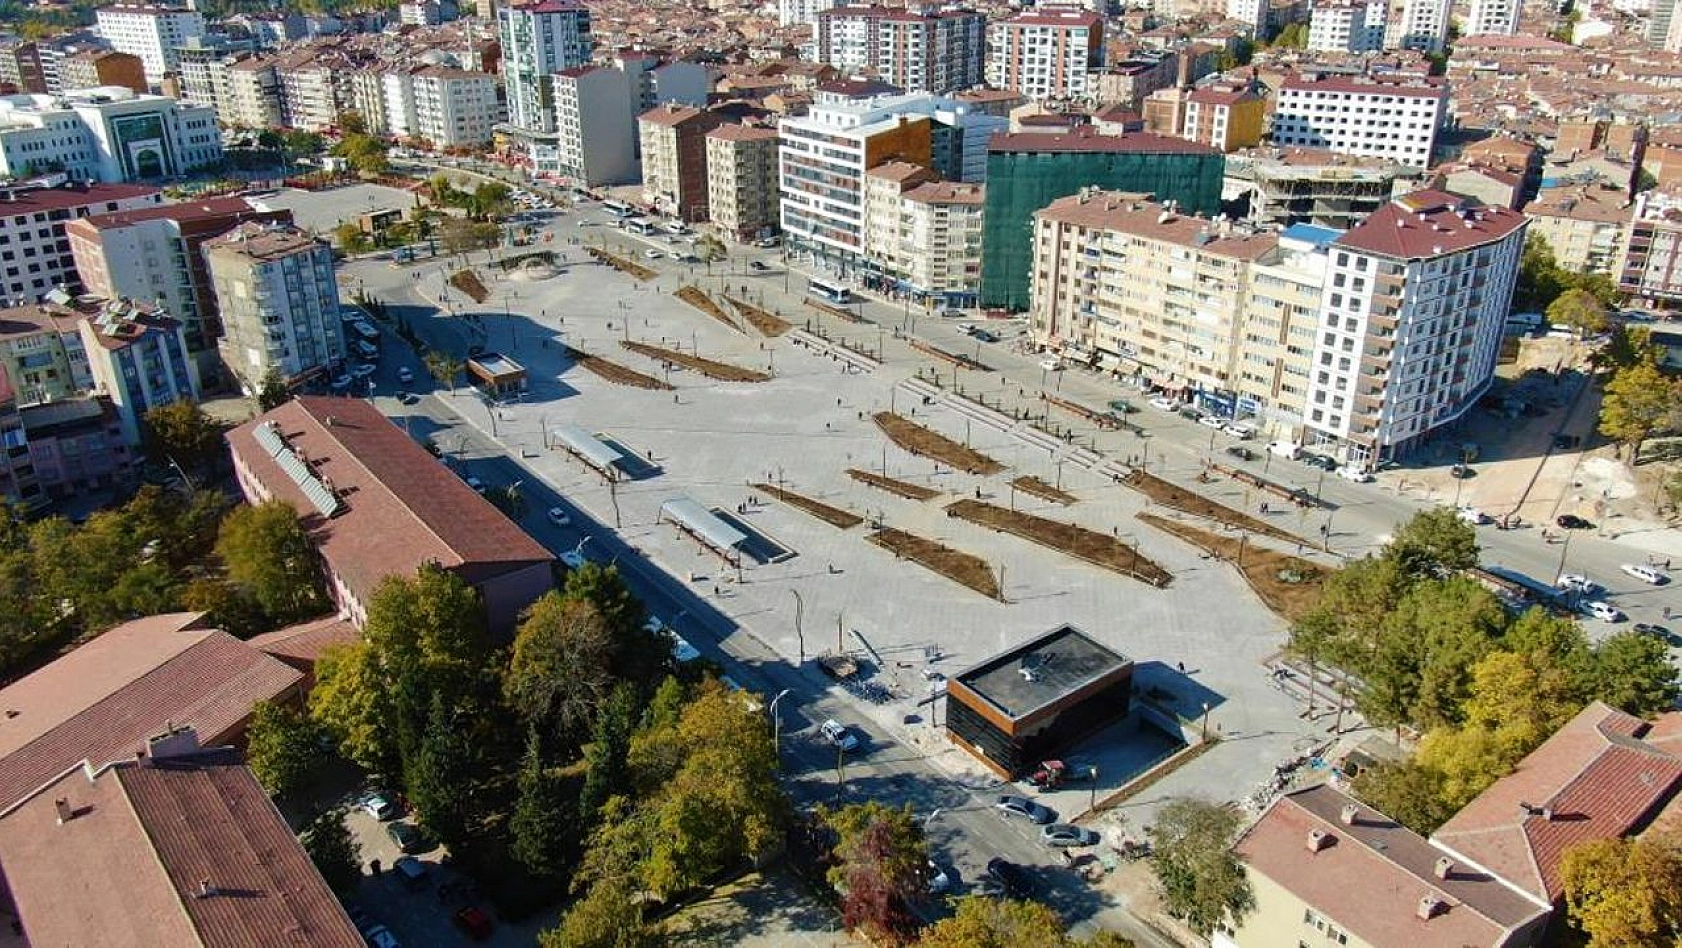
218 55 283 129
1523 185 1630 276
0 179 162 307
1619 188 1682 305
498 0 592 167
1270 72 1447 168
0 88 222 182
205 222 347 396
815 6 986 95
59 49 147 93
862 164 986 307
381 67 503 148
552 67 637 186
985 8 1104 101
638 105 726 223
779 0 837 27
1383 0 1450 52
1466 0 1522 34
1181 82 1265 152
93 4 205 85
0 41 48 95
1307 0 1384 51
706 124 781 243
76 294 199 445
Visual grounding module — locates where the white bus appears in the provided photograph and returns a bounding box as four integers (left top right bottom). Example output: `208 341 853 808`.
808 278 852 305
603 199 634 218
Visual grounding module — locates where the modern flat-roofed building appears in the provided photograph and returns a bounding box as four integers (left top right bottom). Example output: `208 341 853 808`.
1271 72 1447 168
0 87 223 182
706 123 781 242
1383 0 1451 52
0 301 94 404
815 6 986 95
1181 81 1265 152
206 222 346 395
227 397 556 634
58 49 146 93
20 394 137 502
497 0 593 169
945 624 1133 779
552 66 636 186
1619 187 1682 306
1466 0 1523 36
93 3 205 85
985 7 1104 101
1307 0 1384 52
0 179 162 306
0 40 48 95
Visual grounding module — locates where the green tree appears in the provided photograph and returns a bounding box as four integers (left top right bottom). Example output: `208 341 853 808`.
562 563 669 689
280 129 325 158
1515 233 1568 312
1601 362 1678 457
309 640 393 773
214 501 327 624
1360 577 1504 730
180 576 268 639
333 221 372 254
484 483 527 521
424 352 464 393
336 110 368 136
143 400 223 472
579 683 640 825
1350 760 1459 836
504 592 615 744
1387 507 1479 578
1145 799 1255 937
1559 832 1682 947
1592 325 1660 373
511 730 577 877
257 367 291 411
819 802 928 945
1273 22 1308 47
244 700 324 797
1588 631 1680 715
551 797 657 948
405 692 478 846
300 807 362 895
693 233 727 272
915 896 1074 947
1547 287 1610 338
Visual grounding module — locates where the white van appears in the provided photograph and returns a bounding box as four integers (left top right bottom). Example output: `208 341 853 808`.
1268 440 1302 460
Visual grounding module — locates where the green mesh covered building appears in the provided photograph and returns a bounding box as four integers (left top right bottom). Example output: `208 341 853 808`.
980 128 1225 310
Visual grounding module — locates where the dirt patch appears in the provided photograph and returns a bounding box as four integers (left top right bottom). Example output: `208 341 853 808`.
724 295 792 337
945 499 1172 587
586 246 656 281
752 482 863 529
448 268 489 303
872 412 1005 475
1121 470 1301 545
805 298 867 323
1138 513 1325 622
846 469 940 501
676 286 743 333
564 346 673 390
621 341 770 382
1010 475 1077 506
868 528 1000 600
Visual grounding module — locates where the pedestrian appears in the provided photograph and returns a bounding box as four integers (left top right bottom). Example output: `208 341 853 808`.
1260 501 1269 514
712 585 720 596
1176 661 1185 673
370 859 382 876
1667 558 1673 570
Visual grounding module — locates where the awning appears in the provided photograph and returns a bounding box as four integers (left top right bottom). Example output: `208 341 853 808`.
660 497 747 552
551 425 624 472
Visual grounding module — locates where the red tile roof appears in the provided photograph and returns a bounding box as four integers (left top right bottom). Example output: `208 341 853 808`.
989 125 1217 155
70 196 281 231
226 398 552 608
0 612 302 809
246 614 358 670
1432 702 1682 904
0 750 363 948
1280 72 1447 98
0 181 161 213
706 123 780 142
998 8 1103 28
1037 191 1278 260
1236 785 1549 946
1335 190 1528 259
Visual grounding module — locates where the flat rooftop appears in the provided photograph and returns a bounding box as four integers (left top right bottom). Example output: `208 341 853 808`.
956 624 1131 721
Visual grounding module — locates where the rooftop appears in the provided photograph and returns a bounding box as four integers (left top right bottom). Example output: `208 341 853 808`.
1280 72 1448 97
638 102 706 127
0 180 160 213
1037 190 1278 261
707 123 780 142
997 8 1103 28
1525 184 1633 224
245 614 358 671
989 126 1218 156
1335 190 1528 259
954 624 1130 722
202 221 324 262
903 180 985 205
70 196 273 231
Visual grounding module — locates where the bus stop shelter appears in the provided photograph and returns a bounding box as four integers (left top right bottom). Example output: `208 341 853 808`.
550 425 624 483
659 497 746 568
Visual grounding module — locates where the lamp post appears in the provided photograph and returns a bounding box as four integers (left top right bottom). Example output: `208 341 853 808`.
571 535 595 562
768 688 793 764
789 589 805 666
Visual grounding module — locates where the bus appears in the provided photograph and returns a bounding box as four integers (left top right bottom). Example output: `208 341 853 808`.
625 219 656 236
603 199 634 218
807 278 852 305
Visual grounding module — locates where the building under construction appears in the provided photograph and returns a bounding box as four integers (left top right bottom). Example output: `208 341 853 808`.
1224 147 1423 229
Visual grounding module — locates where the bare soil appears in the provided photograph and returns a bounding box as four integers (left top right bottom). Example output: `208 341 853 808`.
752 482 864 529
564 346 673 390
448 268 489 303
724 296 793 337
945 499 1173 587
846 469 941 501
872 413 1005 476
621 342 770 383
676 286 743 333
1138 513 1325 622
867 528 1001 600
586 246 656 281
1010 475 1077 506
1121 470 1302 545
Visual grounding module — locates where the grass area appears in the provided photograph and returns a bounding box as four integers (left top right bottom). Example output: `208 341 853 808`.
871 412 1005 476
846 468 941 501
1010 474 1077 506
945 499 1173 587
724 295 792 337
676 286 744 333
448 268 489 303
868 528 1001 600
1138 513 1325 622
752 482 864 529
1121 469 1302 545
565 346 674 390
586 246 656 280
621 341 770 382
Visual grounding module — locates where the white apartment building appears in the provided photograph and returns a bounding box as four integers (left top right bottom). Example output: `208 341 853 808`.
93 4 204 85
815 6 987 95
1523 184 1631 276
893 178 986 306
706 123 780 242
778 93 1006 273
552 67 636 186
1227 0 1271 35
1307 0 1384 51
205 222 347 395
779 0 837 27
1302 191 1526 464
75 294 199 444
0 179 161 307
985 8 1104 102
0 88 221 182
1271 72 1447 168
1383 0 1451 51
218 55 282 129
382 67 502 148
498 0 592 159
1466 0 1523 34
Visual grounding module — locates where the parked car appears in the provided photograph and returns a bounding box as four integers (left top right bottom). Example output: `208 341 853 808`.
352 362 377 379
643 250 663 260
362 925 402 948
749 260 770 272
1557 573 1600 595
1336 466 1374 483
1149 396 1179 411
547 506 571 526
1268 441 1302 460
994 795 1055 824
1634 623 1671 639
453 906 495 941
463 474 486 493
1108 399 1137 414
1197 414 1227 430
1041 823 1100 847
926 861 952 895
985 858 1035 899
1584 600 1624 623
359 793 398 821
1456 505 1490 525
1038 357 1062 371
1225 445 1256 461
820 719 860 751
386 822 431 854
396 366 414 384
393 855 429 888
1224 423 1255 440
1555 514 1594 530
559 550 588 570
1302 453 1338 471
1620 563 1669 585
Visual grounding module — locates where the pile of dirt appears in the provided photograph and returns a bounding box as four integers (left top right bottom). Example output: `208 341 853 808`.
752 482 863 529
586 246 656 281
1010 475 1077 506
448 268 489 303
846 469 940 501
945 499 1172 587
1138 513 1325 621
1121 470 1301 545
867 528 1000 600
621 341 769 382
724 296 792 337
565 347 673 390
675 286 743 333
872 413 1004 475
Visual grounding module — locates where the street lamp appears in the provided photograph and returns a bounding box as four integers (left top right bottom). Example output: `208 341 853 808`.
768 688 793 762
571 535 595 560
789 589 805 666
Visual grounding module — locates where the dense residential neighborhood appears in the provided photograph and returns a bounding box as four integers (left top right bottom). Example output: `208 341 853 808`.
0 0 1679 944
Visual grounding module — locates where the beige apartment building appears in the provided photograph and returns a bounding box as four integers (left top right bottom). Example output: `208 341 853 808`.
639 104 725 223
1523 183 1632 277
861 162 986 305
705 123 781 242
218 56 282 129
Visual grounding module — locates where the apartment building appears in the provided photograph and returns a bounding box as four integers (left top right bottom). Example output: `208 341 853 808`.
639 105 725 223
18 394 136 504
890 177 986 306
400 0 444 25
985 8 1104 102
1619 187 1682 305
0 41 47 95
1225 148 1423 229
498 0 593 166
33 32 108 96
76 295 199 445
549 67 636 186
273 50 343 132
1523 184 1631 276
93 4 205 85
0 88 223 182
616 53 709 113
778 93 1006 274
815 6 986 95
1092 54 1178 111
1301 190 1526 465
1181 82 1265 152
0 300 94 404
59 50 146 94
1307 0 1384 52
706 123 781 242
380 66 503 148
779 0 837 27
1270 72 1447 168
0 179 162 307
1466 0 1523 35
205 222 346 395
218 55 283 128
1383 0 1451 52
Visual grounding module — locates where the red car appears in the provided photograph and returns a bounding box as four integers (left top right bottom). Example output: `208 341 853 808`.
453 906 494 941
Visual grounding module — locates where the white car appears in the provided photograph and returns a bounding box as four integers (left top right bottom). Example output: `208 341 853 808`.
820 719 859 751
1224 423 1255 440
1149 396 1179 411
1585 600 1624 623
560 550 588 570
1198 414 1227 430
1038 357 1062 371
351 363 377 379
1620 563 1669 585
1336 466 1374 483
643 249 663 260
360 794 398 821
1557 573 1600 595
463 474 486 493
546 506 571 526
1456 505 1490 525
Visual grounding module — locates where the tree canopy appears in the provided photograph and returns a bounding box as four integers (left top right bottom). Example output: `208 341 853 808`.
214 500 327 625
818 802 928 945
143 400 224 472
504 592 617 748
244 700 324 797
1560 832 1682 946
914 896 1133 948
1146 799 1255 937
1600 361 1678 456
300 807 362 896
1546 287 1609 338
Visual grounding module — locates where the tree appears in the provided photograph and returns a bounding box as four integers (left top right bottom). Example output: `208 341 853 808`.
143 400 223 471
1547 287 1610 338
1601 362 1678 457
214 501 328 624
562 564 668 688
336 110 368 137
819 802 928 945
1592 325 1660 373
549 796 658 948
693 233 727 272
424 352 463 392
1351 760 1459 835
405 692 478 846
1387 507 1479 578
244 700 324 797
180 575 268 639
279 129 325 158
1515 233 1569 312
257 367 291 411
333 221 372 254
309 640 394 772
511 731 577 877
1273 22 1308 47
504 593 616 743
1359 577 1503 730
916 896 1072 947
1588 631 1680 716
1146 799 1255 937
1560 833 1682 947
579 683 639 825
300 807 362 895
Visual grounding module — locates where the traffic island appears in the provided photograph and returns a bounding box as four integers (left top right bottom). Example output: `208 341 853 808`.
1010 475 1077 506
945 499 1172 587
447 268 489 303
1121 469 1302 545
1137 513 1325 622
846 468 941 501
585 246 656 280
871 412 1005 475
564 346 673 390
675 286 744 333
752 482 864 529
723 295 792 337
867 527 1000 600
620 342 770 382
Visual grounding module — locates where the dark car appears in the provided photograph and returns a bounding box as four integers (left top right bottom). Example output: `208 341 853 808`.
1224 445 1256 462
453 906 495 941
385 821 433 854
1302 453 1338 471
986 858 1035 900
1556 514 1594 530
1634 623 1671 640
749 260 770 272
